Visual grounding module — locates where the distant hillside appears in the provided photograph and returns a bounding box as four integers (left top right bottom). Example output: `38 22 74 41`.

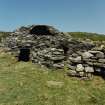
0 32 10 42
0 31 105 42
68 32 105 41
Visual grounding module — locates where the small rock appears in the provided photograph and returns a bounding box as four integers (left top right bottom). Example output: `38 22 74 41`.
88 50 100 54
95 68 101 72
100 45 105 50
86 73 93 79
69 56 82 63
98 59 105 63
76 64 84 72
96 52 104 59
93 63 103 67
86 62 93 66
79 72 84 77
67 65 76 70
67 70 77 76
72 53 78 57
89 51 104 58
90 56 98 60
74 56 82 63
94 45 105 51
85 66 94 73
82 52 93 59
50 56 65 60
53 63 64 69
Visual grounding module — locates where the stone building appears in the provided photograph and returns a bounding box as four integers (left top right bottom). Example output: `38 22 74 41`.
2 25 105 79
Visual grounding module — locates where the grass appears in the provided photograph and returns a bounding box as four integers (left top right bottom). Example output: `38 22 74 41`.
0 52 105 105
68 32 105 41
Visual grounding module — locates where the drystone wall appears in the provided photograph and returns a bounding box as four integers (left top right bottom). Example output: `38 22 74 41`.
2 25 105 79
67 49 105 79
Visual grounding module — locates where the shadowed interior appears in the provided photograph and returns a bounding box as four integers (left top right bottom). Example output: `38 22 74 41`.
30 25 52 35
18 48 30 61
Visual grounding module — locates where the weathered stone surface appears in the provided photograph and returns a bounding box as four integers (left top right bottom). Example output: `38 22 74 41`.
50 56 65 61
96 52 104 59
86 62 93 66
82 52 93 59
88 51 104 58
67 70 77 76
69 56 82 63
85 66 94 73
67 65 76 70
98 59 105 63
79 72 84 77
53 63 64 69
88 51 100 54
83 58 97 62
76 64 84 72
74 56 82 63
86 73 93 79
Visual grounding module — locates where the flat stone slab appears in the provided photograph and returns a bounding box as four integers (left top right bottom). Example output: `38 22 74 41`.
46 81 64 88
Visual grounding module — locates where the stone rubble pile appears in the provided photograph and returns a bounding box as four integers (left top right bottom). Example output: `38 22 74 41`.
2 25 105 79
67 49 105 79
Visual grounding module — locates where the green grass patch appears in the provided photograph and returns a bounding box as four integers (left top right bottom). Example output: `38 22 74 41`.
68 32 105 41
0 52 105 105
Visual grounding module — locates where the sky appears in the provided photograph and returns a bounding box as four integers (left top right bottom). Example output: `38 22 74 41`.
0 0 105 34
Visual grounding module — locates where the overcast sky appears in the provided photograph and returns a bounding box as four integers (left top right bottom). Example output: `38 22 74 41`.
0 0 105 34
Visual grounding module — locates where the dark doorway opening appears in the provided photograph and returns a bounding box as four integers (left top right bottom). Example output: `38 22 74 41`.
18 48 30 62
30 25 52 35
94 67 105 79
63 46 69 56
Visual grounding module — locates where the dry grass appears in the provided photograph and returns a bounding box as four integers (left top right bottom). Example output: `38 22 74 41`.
0 52 105 105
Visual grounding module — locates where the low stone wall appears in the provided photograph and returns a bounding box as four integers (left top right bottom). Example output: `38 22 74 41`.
67 49 105 79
